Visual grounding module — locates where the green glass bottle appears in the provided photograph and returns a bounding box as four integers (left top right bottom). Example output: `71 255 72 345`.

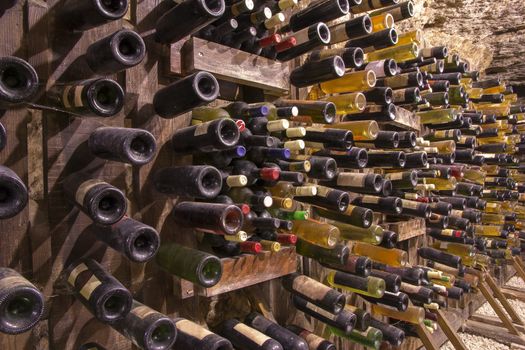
329 326 383 350
327 271 385 298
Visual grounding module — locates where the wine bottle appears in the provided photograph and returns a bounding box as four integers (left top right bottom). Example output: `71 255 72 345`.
245 313 308 350
345 28 398 52
229 160 280 185
277 23 332 62
427 228 466 243
379 230 398 249
0 268 45 334
59 0 128 31
368 42 419 62
353 242 408 267
366 150 405 168
319 70 377 94
292 295 356 335
351 0 398 13
173 318 233 350
385 171 418 189
282 273 346 314
399 199 430 218
308 47 365 68
271 101 332 126
63 173 127 225
172 201 243 235
47 78 124 117
281 0 349 33
391 87 421 104
246 118 289 135
376 71 423 90
369 318 405 347
156 243 222 287
286 325 335 350
361 291 409 312
319 172 382 194
217 319 283 350
327 271 385 298
112 300 177 350
66 259 132 323
369 270 401 293
344 103 396 122
296 239 349 265
171 118 240 153
291 220 340 248
89 217 159 263
372 304 424 324
418 247 461 268
323 254 372 277
0 56 39 109
154 71 219 118
330 221 384 244
372 263 423 285
328 15 372 44
155 0 225 43
351 195 402 215
295 186 350 212
0 165 28 219
363 87 393 105
313 204 373 228
85 29 145 74
356 130 399 149
400 283 433 304
154 166 222 199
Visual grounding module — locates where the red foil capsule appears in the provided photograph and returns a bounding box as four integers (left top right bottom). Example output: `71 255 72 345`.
260 167 280 181
274 37 297 53
234 119 246 132
240 241 262 254
277 233 297 245
258 33 282 48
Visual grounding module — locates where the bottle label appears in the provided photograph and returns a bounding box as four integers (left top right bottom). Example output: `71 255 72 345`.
194 122 210 136
361 196 380 204
79 275 101 300
336 173 366 187
132 305 157 319
75 179 104 205
450 210 463 217
62 85 84 108
316 186 331 198
67 263 89 286
304 333 325 348
402 200 419 210
439 242 449 249
292 275 330 300
304 302 337 321
233 323 270 346
226 175 248 187
387 172 404 181
441 229 454 236
175 319 213 340
400 282 421 294
330 23 348 44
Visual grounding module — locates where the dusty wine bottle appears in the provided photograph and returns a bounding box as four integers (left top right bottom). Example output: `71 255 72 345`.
328 15 372 44
0 268 45 334
277 23 332 62
89 217 160 263
274 99 336 124
154 166 222 199
290 56 346 88
112 300 177 350
295 186 350 212
88 127 156 165
369 319 405 347
59 0 128 31
171 118 239 153
280 0 349 33
296 240 349 265
0 56 39 109
217 319 284 350
173 318 233 350
155 0 225 43
319 172 382 194
369 270 401 293
156 243 222 287
350 0 398 13
345 28 398 52
85 29 146 74
286 325 336 350
308 47 364 68
0 165 28 220
245 313 308 350
66 259 133 323
418 247 461 268
154 71 219 118
172 201 243 235
327 271 385 298
63 173 127 225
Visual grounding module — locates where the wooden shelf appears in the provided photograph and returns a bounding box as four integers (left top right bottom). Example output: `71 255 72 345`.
170 37 291 95
379 106 421 131
380 217 426 242
176 247 297 299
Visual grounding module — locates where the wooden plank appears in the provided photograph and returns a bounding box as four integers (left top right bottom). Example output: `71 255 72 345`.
478 282 521 335
180 37 290 94
464 320 525 346
379 106 421 131
502 287 525 302
381 217 426 242
485 272 525 326
513 256 525 284
433 309 468 350
414 322 439 350
471 314 525 334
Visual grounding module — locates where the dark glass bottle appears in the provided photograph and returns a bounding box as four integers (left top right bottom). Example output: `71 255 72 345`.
0 56 39 109
154 72 219 118
194 146 246 168
62 173 127 225
217 319 284 350
280 0 349 33
171 201 243 235
418 247 461 268
47 78 124 117
174 318 233 350
351 195 402 215
274 99 336 124
356 130 399 149
363 87 393 105
308 47 364 69
328 15 372 44
0 268 45 334
85 29 146 74
343 103 396 122
385 170 418 189
319 172 382 194
427 228 466 243
369 319 405 347
392 87 421 104
369 270 401 293
286 325 335 350
156 243 222 287
171 118 240 153
344 28 398 51
296 240 349 265
155 0 225 43
276 23 332 62
112 300 177 350
313 205 373 228
322 254 372 277
59 0 128 31
404 151 428 168
0 165 28 219
282 273 346 314
292 295 356 335
295 186 350 212
66 259 132 323
88 127 156 165
361 291 409 312
154 166 222 199
89 217 160 263
229 160 280 186
290 56 346 88
379 230 398 249
313 148 368 169
245 313 308 350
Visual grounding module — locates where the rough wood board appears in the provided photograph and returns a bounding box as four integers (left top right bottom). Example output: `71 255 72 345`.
471 314 525 334
180 37 290 94
381 218 426 242
463 320 525 346
379 106 421 131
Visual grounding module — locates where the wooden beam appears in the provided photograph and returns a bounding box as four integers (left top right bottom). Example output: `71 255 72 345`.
470 314 525 334
433 309 468 350
502 287 525 302
478 282 521 335
512 257 525 284
414 322 439 350
463 320 525 346
485 272 525 326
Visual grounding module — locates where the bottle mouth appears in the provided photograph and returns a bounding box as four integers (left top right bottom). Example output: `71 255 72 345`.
333 56 346 78
125 131 157 165
193 71 220 102
337 0 350 14
409 170 418 186
354 93 367 111
406 0 415 16
352 47 364 68
221 206 243 234
197 256 223 287
200 0 226 16
0 58 38 104
0 288 44 334
95 0 128 19
88 79 125 117
323 102 337 124
0 175 28 220
362 15 372 34
337 192 350 212
113 30 146 66
129 227 160 263
101 290 131 322
93 188 126 225
384 13 394 28
386 59 398 76
388 28 399 45
383 87 393 104
381 179 392 196
356 148 368 168
147 319 177 349
217 119 240 148
317 23 331 44
324 158 338 179
372 176 383 192
365 70 377 88
386 103 396 121
199 167 222 198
